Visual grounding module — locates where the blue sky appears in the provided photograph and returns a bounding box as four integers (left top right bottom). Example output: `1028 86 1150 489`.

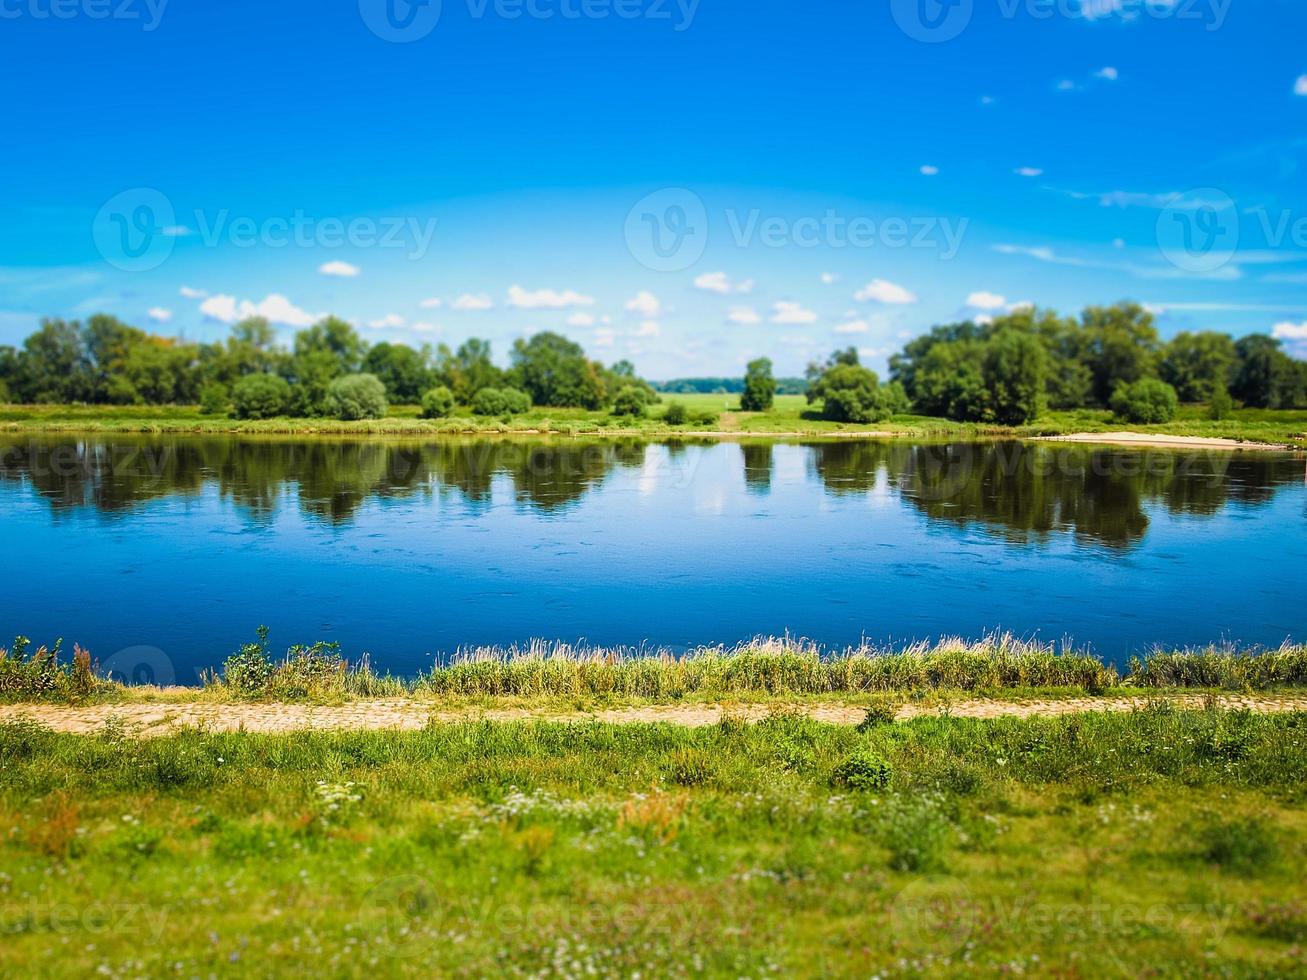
2 0 1306 378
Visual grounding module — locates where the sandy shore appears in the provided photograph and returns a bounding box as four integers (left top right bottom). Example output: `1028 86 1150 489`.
1035 431 1299 451
3 694 1306 737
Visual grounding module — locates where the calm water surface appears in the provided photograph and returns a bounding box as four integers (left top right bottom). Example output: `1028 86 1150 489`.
2 436 1304 681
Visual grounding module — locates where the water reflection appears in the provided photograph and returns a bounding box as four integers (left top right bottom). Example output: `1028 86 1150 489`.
0 437 1301 549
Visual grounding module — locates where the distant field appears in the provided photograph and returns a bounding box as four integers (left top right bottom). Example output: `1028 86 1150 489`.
1 399 1304 445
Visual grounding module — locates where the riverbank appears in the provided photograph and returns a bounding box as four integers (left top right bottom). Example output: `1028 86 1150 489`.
3 398 1305 447
2 705 1304 976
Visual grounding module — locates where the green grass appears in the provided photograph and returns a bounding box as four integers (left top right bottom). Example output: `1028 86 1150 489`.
5 399 1303 444
7 632 1307 704
1 706 1304 977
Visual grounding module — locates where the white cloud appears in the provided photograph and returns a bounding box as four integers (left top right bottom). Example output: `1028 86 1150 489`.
367 313 405 330
834 320 869 334
975 315 994 327
1273 320 1307 340
820 272 839 285
727 306 761 326
179 285 207 299
634 320 660 337
507 285 594 309
199 293 322 328
1094 66 1120 81
919 165 939 176
980 95 996 106
1056 80 1079 92
1015 167 1044 178
419 297 443 310
624 290 661 316
593 328 615 348
566 312 595 327
966 291 1008 311
1008 300 1035 312
854 279 917 305
771 301 817 325
411 322 440 333
147 307 172 323
318 260 360 278
694 271 753 294
451 293 494 311
1296 75 1307 97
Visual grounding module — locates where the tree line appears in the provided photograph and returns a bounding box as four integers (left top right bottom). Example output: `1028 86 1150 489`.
1 301 1303 424
0 315 658 420
728 301 1307 425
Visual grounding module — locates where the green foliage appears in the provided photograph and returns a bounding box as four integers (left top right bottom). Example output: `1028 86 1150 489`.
363 342 430 402
220 626 348 698
610 386 649 417
323 373 388 420
857 695 904 729
1232 335 1306 409
471 386 531 416
197 382 230 416
1206 385 1234 420
1161 331 1236 402
982 328 1047 424
881 794 950 872
420 385 456 419
830 752 892 790
739 357 776 412
0 636 95 699
510 331 606 408
662 401 687 425
811 362 899 423
230 373 291 420
1110 378 1179 424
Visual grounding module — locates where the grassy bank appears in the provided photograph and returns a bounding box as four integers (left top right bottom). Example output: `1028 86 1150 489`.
6 633 1307 705
3 398 1304 445
2 706 1304 977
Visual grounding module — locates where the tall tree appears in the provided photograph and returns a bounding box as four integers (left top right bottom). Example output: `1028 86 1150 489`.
740 357 776 412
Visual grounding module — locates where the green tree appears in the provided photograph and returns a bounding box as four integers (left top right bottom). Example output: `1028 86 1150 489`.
1232 335 1304 408
471 386 531 416
293 317 366 374
231 373 291 419
913 339 988 421
739 357 776 412
324 373 388 420
982 328 1047 424
420 385 456 419
199 382 230 416
611 386 649 417
1082 303 1160 405
1160 331 1236 402
809 362 903 423
510 332 606 408
1110 378 1178 424
15 319 92 403
363 342 430 402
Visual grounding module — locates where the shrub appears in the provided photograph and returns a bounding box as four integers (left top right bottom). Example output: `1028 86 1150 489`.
831 752 893 791
1110 378 1179 424
0 636 95 699
230 373 291 420
662 401 687 425
420 385 456 419
667 747 716 786
221 626 275 695
324 373 388 420
198 382 230 416
1207 386 1234 420
857 695 904 730
812 364 904 424
611 386 649 418
471 386 531 416
689 409 720 427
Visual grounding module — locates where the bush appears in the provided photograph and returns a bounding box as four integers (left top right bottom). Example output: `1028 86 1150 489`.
471 386 531 416
230 373 291 420
1207 386 1234 420
324 373 388 420
812 365 904 424
662 401 687 425
883 795 950 872
197 382 229 415
830 752 893 791
689 409 720 427
611 386 648 418
420 385 456 419
1110 378 1179 424
221 626 274 694
857 695 904 730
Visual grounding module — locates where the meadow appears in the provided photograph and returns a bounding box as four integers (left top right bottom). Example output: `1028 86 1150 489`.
3 397 1305 446
1 705 1305 977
